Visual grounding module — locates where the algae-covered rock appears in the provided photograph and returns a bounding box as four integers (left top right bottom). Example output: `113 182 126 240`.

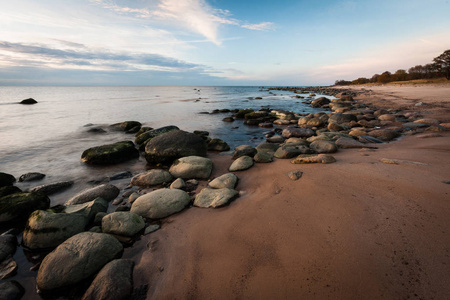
81 141 139 165
207 139 230 151
101 212 145 237
135 125 179 146
110 121 142 132
0 186 22 198
0 192 50 223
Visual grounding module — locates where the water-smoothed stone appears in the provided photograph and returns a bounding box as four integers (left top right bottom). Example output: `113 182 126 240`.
335 137 377 149
81 141 139 165
81 259 134 300
22 210 87 250
170 178 185 189
169 156 213 179
256 142 279 154
135 125 179 146
0 234 17 262
266 135 285 143
232 145 257 159
209 173 238 189
358 135 385 144
0 192 50 223
144 224 160 235
402 122 429 129
63 197 108 223
194 188 239 208
0 186 21 198
291 154 336 164
37 232 123 291
65 184 119 205
0 173 16 188
18 172 45 182
229 156 254 171
329 113 357 124
287 171 303 181
0 256 17 279
377 114 396 122
0 280 25 300
273 119 290 125
30 181 74 195
274 145 312 159
368 129 400 141
282 127 315 138
110 121 142 132
414 118 440 125
425 125 447 132
102 212 145 237
19 98 37 104
130 189 190 219
311 97 330 108
207 138 230 151
254 151 274 163
145 130 207 165
131 170 173 187
309 140 337 153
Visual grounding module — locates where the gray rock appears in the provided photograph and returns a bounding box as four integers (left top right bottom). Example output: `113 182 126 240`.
30 181 74 195
287 171 303 181
281 127 315 138
82 259 134 300
0 280 24 300
266 135 285 143
89 226 102 233
274 145 312 159
0 234 17 262
329 113 357 124
135 125 179 147
131 170 173 187
209 173 238 189
37 232 123 291
0 256 17 279
0 192 50 223
94 212 107 225
110 121 142 132
207 139 230 151
309 140 337 153
65 184 120 205
128 192 140 203
19 98 37 104
22 210 87 250
18 172 45 182
335 137 377 148
229 156 254 171
256 142 279 154
0 173 15 188
311 97 330 108
169 156 213 179
81 141 139 165
232 145 257 159
144 224 161 235
194 188 239 208
102 212 145 237
254 151 274 163
63 197 108 223
170 178 185 189
130 188 190 219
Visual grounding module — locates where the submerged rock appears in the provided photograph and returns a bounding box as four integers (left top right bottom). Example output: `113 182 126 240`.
0 192 50 223
65 184 119 205
110 121 142 132
30 181 74 195
135 125 179 147
19 98 37 104
130 188 190 219
193 188 239 208
18 172 45 182
81 141 139 165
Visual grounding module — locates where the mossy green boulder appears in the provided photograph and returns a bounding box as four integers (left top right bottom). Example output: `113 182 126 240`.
110 121 141 132
135 125 179 147
0 192 50 223
81 141 139 165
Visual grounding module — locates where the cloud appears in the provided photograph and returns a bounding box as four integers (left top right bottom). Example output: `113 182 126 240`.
241 22 275 31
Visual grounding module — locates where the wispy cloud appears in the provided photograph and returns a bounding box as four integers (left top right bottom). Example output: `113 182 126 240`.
241 22 275 31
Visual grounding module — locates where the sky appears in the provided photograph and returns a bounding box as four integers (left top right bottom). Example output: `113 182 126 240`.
0 0 449 86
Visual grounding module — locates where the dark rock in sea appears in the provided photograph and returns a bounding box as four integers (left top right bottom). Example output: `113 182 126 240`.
222 116 234 122
81 141 139 165
87 127 107 134
102 212 145 237
311 97 331 108
135 126 153 137
0 234 17 263
30 181 74 195
0 186 22 198
126 125 141 134
18 172 45 182
82 259 134 300
135 125 179 147
109 171 133 181
131 188 190 219
19 98 37 104
329 113 358 124
0 192 50 223
145 130 207 165
208 138 230 151
0 173 16 188
233 109 254 119
194 130 209 137
0 280 25 300
37 232 123 291
110 121 142 132
232 145 257 160
65 184 120 205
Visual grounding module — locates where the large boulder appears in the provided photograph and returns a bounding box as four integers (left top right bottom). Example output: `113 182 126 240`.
135 125 179 147
37 232 123 291
81 259 134 300
65 184 119 205
169 156 213 179
0 192 50 223
81 141 139 165
255 142 279 154
0 173 15 188
101 212 145 237
130 188 190 219
0 186 21 198
145 130 207 165
193 188 239 208
311 97 331 108
282 127 315 138
130 170 173 187
229 156 254 172
22 210 87 250
209 173 238 189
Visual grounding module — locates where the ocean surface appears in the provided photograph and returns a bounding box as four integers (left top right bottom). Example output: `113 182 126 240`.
0 86 325 204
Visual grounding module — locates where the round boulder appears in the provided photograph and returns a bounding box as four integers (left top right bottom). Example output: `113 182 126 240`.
169 156 213 179
329 113 358 124
101 212 145 237
130 169 173 187
130 188 190 219
309 140 338 153
194 188 239 208
229 156 254 172
282 127 315 138
0 173 16 188
65 184 119 205
209 173 238 189
81 141 139 165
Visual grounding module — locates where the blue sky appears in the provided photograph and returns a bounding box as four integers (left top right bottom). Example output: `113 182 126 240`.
0 0 449 86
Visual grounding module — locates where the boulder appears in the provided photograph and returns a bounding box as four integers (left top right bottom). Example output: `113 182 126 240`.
329 113 357 124
170 178 185 189
0 173 15 188
207 139 230 151
110 121 142 132
19 98 37 104
232 145 257 159
229 156 254 171
291 154 336 164
254 151 274 163
145 130 207 165
63 197 108 223
309 140 337 153
194 188 239 208
266 135 285 143
30 181 74 195
130 170 173 187
37 232 123 291
81 259 134 300
414 118 440 125
0 256 17 279
65 184 119 205
22 210 87 250
135 125 180 148
368 129 400 141
209 173 238 189
18 172 45 182
169 156 213 179
0 192 50 223
378 114 396 122
311 97 330 108
274 145 312 159
0 280 25 300
255 142 279 154
130 189 190 219
0 186 22 198
282 127 315 138
81 141 139 165
0 234 17 262
101 212 145 237
335 137 377 149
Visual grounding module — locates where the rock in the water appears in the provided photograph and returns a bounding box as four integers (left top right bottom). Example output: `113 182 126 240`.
22 210 87 250
110 121 142 132
0 192 50 223
335 137 377 149
232 145 257 159
291 154 336 164
169 156 213 179
0 186 22 198
254 151 274 163
309 140 337 153
130 189 190 219
329 113 357 124
81 141 139 165
0 256 18 279
135 125 179 146
229 156 254 171
282 127 315 138
209 173 238 189
102 212 145 237
37 232 123 291
18 172 45 182
130 170 173 187
30 181 74 195
287 171 303 181
145 130 207 165
19 98 37 104
207 139 230 151
311 97 330 108
65 184 119 205
193 188 239 208
63 197 108 223
0 173 16 188
0 234 17 262
0 280 25 300
81 259 134 300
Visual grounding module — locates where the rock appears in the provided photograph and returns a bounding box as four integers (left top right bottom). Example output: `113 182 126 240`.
169 156 213 179
272 110 295 120
89 226 102 233
193 188 239 208
425 125 447 132
94 212 107 225
377 114 396 122
282 127 315 138
311 97 330 108
414 118 440 125
144 224 160 235
368 129 400 141
128 192 140 204
30 181 74 195
37 232 123 291
256 142 279 154
135 125 179 146
19 98 37 104
207 139 230 151
402 122 429 129
329 113 357 124
306 118 323 127
0 234 17 262
291 154 336 164
274 145 312 159
81 259 134 300
22 210 87 250
209 173 238 189
0 256 17 279
0 186 22 198
0 192 50 223
63 197 108 223
415 102 426 106
130 189 190 219
110 121 142 132
102 212 145 237
0 173 16 188
232 145 257 159
259 122 273 128
254 151 274 163
328 122 344 131
109 171 133 181
222 117 234 122
440 123 450 129
266 135 285 143
130 170 173 187
416 133 443 138
273 119 291 125
170 178 185 189
309 140 337 153
287 171 303 181
335 137 377 149
87 127 107 134
145 130 207 165
65 184 120 205
81 141 139 165
0 280 25 300
18 172 45 182
229 156 254 172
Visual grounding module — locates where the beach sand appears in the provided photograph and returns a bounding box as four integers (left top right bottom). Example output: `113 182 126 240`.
124 85 450 299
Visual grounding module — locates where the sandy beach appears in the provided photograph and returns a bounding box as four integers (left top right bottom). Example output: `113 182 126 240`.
124 84 450 299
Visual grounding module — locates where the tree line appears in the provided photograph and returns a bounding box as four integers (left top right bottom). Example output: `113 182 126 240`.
335 49 450 85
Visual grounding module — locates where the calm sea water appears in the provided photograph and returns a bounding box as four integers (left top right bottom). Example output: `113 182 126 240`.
0 86 323 203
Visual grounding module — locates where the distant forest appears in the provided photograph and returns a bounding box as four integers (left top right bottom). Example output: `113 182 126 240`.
335 49 450 85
